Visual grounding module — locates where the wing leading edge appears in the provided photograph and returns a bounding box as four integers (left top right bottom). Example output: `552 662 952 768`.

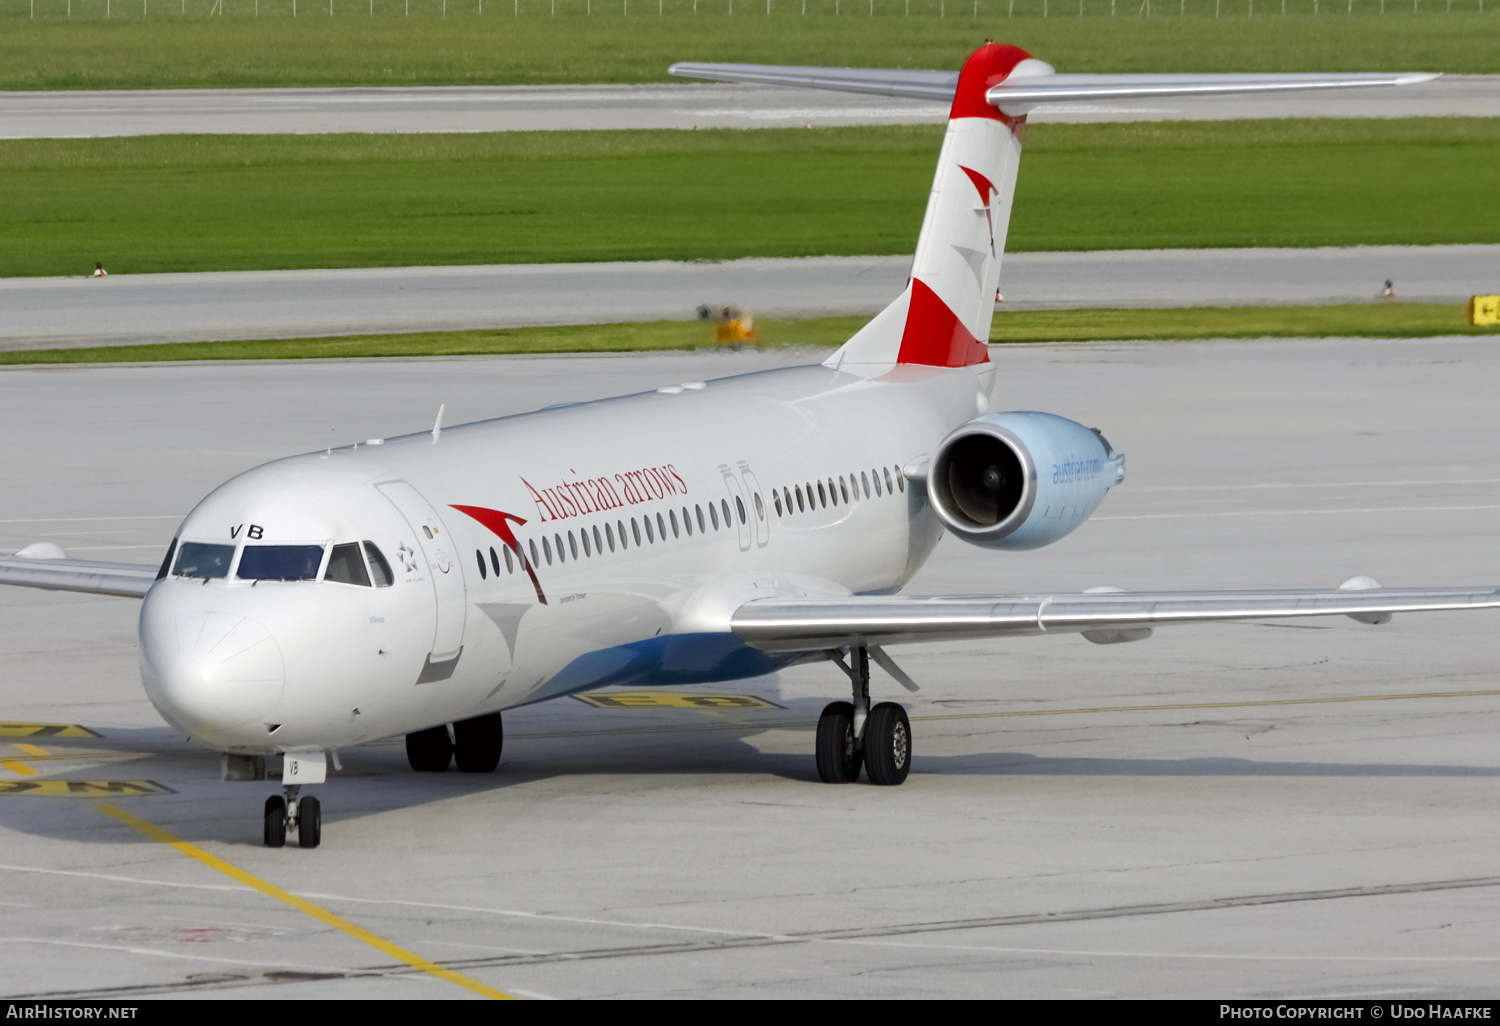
731 585 1500 652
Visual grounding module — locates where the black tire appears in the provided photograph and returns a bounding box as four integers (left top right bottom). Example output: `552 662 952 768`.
815 701 862 784
263 795 286 848
406 725 453 772
297 795 321 849
453 712 503 773
865 702 911 786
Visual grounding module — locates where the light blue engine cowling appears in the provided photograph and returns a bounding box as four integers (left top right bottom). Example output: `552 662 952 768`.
926 412 1126 550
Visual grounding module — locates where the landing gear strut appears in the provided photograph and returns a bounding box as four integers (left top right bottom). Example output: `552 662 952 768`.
816 646 911 786
264 784 321 849
406 712 504 773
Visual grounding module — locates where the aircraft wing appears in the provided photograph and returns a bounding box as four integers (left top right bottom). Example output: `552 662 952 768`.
0 553 158 599
731 585 1500 653
667 62 1439 108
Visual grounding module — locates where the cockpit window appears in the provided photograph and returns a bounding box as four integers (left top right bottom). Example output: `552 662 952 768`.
363 541 394 587
157 539 178 581
174 541 233 580
237 544 324 581
325 543 371 587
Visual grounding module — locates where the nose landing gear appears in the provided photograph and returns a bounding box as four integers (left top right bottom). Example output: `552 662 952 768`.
816 646 912 786
263 785 321 849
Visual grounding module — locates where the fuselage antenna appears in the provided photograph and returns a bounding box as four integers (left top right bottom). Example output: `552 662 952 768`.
431 403 446 445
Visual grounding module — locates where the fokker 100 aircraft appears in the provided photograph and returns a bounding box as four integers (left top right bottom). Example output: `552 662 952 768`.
2 45 1490 849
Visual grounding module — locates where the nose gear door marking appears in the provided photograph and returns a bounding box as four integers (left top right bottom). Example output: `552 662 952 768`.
376 481 467 663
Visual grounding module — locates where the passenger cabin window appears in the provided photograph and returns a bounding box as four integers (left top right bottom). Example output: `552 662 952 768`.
174 541 232 580
735 496 746 524
237 544 324 582
709 502 720 531
327 543 373 587
884 467 895 493
681 507 693 537
503 546 515 574
861 472 871 499
490 548 501 576
720 499 732 527
364 542 395 587
696 505 706 533
474 550 487 580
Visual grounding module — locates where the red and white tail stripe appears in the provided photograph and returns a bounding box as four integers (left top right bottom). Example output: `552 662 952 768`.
832 44 1044 371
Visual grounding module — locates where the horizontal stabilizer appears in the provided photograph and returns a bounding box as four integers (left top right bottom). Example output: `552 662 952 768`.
732 586 1500 652
669 61 1439 112
983 71 1440 109
668 62 958 101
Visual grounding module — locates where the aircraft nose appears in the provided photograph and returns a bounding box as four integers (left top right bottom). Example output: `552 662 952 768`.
140 603 285 738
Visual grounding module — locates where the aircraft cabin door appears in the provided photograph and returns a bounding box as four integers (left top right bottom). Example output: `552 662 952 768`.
376 480 467 667
738 461 770 548
720 464 752 553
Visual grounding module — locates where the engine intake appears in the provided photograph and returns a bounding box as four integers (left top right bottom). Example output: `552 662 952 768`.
927 412 1125 550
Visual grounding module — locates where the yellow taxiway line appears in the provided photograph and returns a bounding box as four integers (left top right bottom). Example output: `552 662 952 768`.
94 804 512 1000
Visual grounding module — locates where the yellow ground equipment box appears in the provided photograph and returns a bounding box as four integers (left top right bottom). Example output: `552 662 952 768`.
697 304 760 346
1469 296 1500 326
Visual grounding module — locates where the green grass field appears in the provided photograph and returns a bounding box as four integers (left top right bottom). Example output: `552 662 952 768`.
1 11 1495 91
1 304 1490 366
6 119 1497 277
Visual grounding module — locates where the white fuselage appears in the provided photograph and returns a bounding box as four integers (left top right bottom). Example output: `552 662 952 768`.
139 360 995 755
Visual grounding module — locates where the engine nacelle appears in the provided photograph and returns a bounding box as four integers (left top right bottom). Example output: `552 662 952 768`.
925 412 1125 550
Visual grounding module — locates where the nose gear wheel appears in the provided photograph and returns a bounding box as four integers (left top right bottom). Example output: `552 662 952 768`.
263 784 321 848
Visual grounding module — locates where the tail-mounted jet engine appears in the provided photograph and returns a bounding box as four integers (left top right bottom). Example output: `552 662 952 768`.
924 412 1126 550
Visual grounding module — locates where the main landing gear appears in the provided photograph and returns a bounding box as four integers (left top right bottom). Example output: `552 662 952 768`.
264 785 321 849
816 646 911 786
406 712 504 773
